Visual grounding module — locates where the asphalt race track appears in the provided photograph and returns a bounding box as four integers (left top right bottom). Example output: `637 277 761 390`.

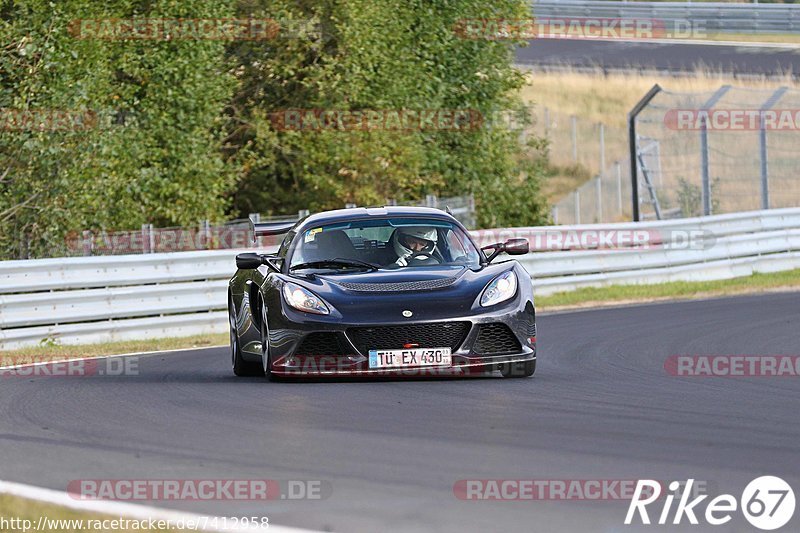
515 39 800 78
1 292 799 532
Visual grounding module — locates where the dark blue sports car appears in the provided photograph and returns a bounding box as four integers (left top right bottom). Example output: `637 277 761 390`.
228 206 536 379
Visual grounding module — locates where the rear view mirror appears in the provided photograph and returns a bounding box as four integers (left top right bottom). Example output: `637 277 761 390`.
482 239 530 263
503 238 529 255
236 253 263 270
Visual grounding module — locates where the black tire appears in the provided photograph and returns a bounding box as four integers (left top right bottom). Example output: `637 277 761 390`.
230 309 263 377
500 358 536 378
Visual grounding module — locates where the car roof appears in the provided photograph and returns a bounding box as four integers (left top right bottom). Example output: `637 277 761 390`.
295 206 461 232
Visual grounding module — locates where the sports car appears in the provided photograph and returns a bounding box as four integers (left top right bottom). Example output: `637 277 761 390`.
228 206 536 379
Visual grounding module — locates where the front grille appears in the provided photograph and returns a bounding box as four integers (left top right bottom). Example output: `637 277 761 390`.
347 322 471 354
473 323 521 355
337 278 457 292
295 332 348 356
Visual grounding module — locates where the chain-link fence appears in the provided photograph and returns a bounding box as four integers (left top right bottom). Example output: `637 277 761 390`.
18 194 476 259
550 159 633 225
633 85 800 220
531 108 631 224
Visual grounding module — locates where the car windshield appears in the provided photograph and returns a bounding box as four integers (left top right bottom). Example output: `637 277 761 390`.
288 217 481 272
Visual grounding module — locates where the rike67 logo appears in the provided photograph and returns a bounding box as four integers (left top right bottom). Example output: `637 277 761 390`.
626 477 795 530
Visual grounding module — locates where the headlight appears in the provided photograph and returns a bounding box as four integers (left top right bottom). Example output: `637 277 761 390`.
282 282 330 315
480 270 518 307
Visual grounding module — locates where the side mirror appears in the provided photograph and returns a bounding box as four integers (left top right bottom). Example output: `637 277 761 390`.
482 238 529 263
236 252 264 270
503 238 529 255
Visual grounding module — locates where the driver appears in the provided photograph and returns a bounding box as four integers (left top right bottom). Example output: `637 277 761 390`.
392 226 439 267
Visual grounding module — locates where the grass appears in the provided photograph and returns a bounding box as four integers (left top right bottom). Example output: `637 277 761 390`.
704 32 800 45
537 268 800 310
0 494 180 532
0 333 227 366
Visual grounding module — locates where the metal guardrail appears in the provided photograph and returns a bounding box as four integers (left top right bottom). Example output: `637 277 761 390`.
531 1 800 35
1 208 799 349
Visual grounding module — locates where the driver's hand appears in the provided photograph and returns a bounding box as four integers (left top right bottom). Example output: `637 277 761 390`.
395 254 411 267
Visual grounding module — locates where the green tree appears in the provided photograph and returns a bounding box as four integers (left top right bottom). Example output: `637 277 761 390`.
226 0 549 227
0 0 236 258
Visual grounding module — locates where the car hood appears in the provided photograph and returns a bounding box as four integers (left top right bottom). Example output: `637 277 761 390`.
285 264 518 321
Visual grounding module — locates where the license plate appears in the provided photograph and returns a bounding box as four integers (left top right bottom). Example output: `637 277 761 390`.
368 347 452 369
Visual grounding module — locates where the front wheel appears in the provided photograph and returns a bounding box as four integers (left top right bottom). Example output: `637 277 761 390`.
231 312 263 377
500 358 536 378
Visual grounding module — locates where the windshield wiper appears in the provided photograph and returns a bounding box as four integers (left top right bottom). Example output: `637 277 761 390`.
289 258 379 272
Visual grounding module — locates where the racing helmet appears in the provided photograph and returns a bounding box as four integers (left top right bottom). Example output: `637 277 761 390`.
393 226 437 257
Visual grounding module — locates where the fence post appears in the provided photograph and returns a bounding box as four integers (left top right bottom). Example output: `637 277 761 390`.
543 107 550 136
628 84 662 222
82 230 93 257
615 161 623 215
199 220 210 251
345 203 357 209
386 198 397 206
248 213 260 245
19 231 28 260
595 175 602 222
141 224 149 254
699 85 731 216
599 123 606 173
574 190 581 225
571 115 578 162
298 209 310 218
551 206 558 225
759 87 788 210
425 194 438 208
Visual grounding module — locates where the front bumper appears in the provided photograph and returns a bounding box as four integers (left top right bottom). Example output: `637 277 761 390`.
267 305 536 377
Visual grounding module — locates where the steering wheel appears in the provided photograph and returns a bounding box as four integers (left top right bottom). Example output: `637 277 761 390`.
406 251 440 266
386 251 439 269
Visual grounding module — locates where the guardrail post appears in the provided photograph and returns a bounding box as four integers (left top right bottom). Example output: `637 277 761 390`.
386 198 397 206
574 190 581 225
344 203 357 209
298 209 310 218
551 206 558 225
425 194 438 208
